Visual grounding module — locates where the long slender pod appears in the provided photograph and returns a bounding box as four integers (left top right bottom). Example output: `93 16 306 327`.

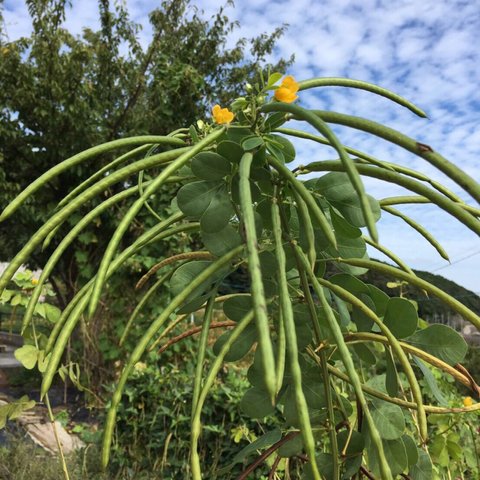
337 258 480 329
57 144 153 209
0 148 190 293
297 266 339 478
380 205 449 261
344 332 479 393
101 245 243 469
239 151 276 400
277 127 466 203
298 78 427 117
380 196 480 217
43 216 189 358
22 183 154 333
363 236 417 277
294 246 393 480
311 110 480 204
190 310 255 480
267 157 337 248
89 128 225 317
119 270 173 347
191 288 217 414
271 195 321 480
262 103 379 242
303 161 480 235
323 362 480 414
318 277 428 443
0 136 185 222
292 191 316 267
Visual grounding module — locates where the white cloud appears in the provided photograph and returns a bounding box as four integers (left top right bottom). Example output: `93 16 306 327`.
2 0 479 291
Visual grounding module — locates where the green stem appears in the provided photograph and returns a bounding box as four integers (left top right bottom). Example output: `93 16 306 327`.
310 110 480 204
0 147 190 294
362 236 417 277
298 78 427 117
190 310 255 480
271 195 321 480
294 245 393 480
0 135 185 222
317 278 428 443
262 103 378 242
239 151 276 400
57 144 152 209
380 205 449 261
303 160 480 236
119 270 173 346
268 156 337 249
42 222 198 394
191 288 217 412
89 127 225 317
101 245 243 469
337 257 480 329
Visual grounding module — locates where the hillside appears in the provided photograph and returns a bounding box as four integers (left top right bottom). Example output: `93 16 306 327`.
360 262 480 319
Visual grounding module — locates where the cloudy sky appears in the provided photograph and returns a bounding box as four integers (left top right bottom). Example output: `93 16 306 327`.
2 0 479 293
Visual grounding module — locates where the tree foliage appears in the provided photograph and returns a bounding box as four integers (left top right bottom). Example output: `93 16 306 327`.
0 0 291 299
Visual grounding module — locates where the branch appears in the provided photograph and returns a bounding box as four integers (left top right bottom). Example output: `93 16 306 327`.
157 321 235 354
236 431 300 480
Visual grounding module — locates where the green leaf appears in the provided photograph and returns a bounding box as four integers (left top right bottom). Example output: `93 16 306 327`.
213 323 257 362
10 293 22 306
44 303 61 323
409 449 433 480
413 356 448 406
201 224 242 257
367 284 389 316
241 136 264 151
170 261 227 303
14 344 39 370
0 289 14 303
385 347 399 397
370 401 405 440
406 324 468 365
277 434 303 457
217 140 244 164
329 273 369 296
177 180 220 218
303 453 334 480
402 434 419 467
315 172 356 202
267 134 296 163
384 297 418 338
264 112 287 130
191 152 231 180
217 428 282 474
240 386 275 418
223 295 252 321
199 187 234 233
267 71 283 87
352 343 376 365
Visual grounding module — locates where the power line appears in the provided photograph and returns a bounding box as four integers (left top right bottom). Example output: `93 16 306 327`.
431 250 480 272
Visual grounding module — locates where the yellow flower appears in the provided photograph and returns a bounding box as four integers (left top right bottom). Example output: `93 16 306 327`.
212 104 234 124
31 278 39 285
463 396 473 407
274 75 299 103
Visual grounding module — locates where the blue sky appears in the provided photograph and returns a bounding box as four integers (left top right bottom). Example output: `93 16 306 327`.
2 0 479 292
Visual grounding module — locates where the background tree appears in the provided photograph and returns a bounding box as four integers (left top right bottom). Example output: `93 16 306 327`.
0 0 291 301
0 0 291 390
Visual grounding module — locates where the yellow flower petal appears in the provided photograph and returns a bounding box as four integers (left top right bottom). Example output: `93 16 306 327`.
274 75 299 103
463 396 473 407
212 104 234 124
282 75 299 93
274 87 298 103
